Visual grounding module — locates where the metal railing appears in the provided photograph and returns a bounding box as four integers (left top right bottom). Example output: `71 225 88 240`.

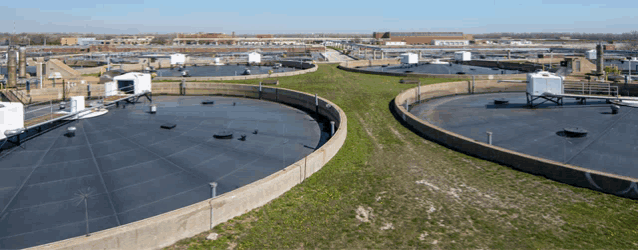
22 83 140 129
10 89 31 105
563 82 619 97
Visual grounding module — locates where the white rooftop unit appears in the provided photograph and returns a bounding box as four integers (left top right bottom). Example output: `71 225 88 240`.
526 71 564 96
585 50 597 60
400 53 418 64
454 51 471 61
170 53 186 65
0 102 24 140
112 72 152 95
248 52 261 64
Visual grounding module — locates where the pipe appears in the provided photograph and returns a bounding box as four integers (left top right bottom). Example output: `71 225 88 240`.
7 46 17 88
19 46 27 78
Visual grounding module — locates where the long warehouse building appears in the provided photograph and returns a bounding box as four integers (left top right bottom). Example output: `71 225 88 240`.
373 31 473 45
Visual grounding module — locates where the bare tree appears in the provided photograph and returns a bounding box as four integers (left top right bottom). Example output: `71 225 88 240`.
623 30 638 51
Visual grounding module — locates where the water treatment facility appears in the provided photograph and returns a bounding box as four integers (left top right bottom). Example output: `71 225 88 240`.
3 26 638 249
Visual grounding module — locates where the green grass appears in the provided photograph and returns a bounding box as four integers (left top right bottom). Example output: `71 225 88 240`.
165 64 638 250
327 46 343 51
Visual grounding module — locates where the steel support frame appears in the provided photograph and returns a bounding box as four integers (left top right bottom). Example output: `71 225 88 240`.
526 92 563 108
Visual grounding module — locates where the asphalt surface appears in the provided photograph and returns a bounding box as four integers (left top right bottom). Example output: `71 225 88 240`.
0 95 326 249
155 65 297 77
364 63 521 75
410 92 638 179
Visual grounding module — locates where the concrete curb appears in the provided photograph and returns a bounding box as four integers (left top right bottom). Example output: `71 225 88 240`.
28 82 347 250
392 80 638 200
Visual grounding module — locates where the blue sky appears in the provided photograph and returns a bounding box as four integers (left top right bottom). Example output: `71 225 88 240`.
1 0 637 34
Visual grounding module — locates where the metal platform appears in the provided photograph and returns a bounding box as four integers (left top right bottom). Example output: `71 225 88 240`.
410 92 638 180
0 96 326 249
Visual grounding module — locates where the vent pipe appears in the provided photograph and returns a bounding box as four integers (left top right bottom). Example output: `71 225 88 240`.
18 46 27 78
7 45 17 88
596 43 604 75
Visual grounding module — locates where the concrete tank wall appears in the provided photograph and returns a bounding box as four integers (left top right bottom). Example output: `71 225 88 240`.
392 80 638 200
27 83 347 250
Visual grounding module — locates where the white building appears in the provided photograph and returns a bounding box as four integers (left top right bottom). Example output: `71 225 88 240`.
384 41 406 46
585 50 597 60
500 39 532 45
400 53 418 64
248 52 261 64
454 51 471 61
77 38 97 46
170 54 186 65
432 40 470 46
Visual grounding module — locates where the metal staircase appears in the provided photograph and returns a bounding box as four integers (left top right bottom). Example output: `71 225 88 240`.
0 89 31 105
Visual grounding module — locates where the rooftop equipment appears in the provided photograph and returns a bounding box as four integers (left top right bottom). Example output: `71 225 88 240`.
454 51 471 62
400 53 418 64
0 102 24 140
248 52 261 64
526 71 564 97
585 50 597 60
110 72 152 96
170 53 186 65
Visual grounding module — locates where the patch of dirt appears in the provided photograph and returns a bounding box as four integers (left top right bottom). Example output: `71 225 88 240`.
419 232 429 241
380 222 394 230
227 242 237 250
416 180 441 191
387 125 417 154
355 113 382 150
355 206 374 223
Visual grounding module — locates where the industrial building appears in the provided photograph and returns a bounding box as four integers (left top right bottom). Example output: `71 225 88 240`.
432 40 470 46
373 31 473 45
60 37 100 46
60 36 154 46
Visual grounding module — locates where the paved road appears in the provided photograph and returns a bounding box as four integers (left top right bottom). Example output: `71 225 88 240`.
323 48 354 62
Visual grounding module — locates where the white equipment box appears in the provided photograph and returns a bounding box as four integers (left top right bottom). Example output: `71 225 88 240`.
248 52 261 64
0 102 24 140
112 72 152 95
526 71 564 96
400 53 418 64
170 53 186 65
454 51 471 61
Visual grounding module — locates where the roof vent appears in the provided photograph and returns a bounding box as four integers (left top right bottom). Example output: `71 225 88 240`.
213 130 233 139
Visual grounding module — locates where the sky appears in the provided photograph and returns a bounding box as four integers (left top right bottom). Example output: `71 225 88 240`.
1 0 638 34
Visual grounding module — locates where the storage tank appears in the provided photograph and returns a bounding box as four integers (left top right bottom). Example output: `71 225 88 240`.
526 71 563 96
18 46 27 78
7 46 17 88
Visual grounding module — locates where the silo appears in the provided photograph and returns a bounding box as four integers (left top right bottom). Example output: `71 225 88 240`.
7 46 17 88
596 43 604 74
18 46 27 78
